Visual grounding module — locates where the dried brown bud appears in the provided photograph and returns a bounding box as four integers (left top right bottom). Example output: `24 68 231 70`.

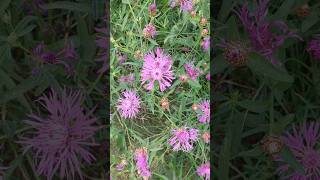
201 29 209 36
179 74 189 83
190 11 196 17
134 50 143 60
160 97 170 110
199 17 207 26
202 132 210 143
260 135 283 155
295 4 310 18
192 103 198 111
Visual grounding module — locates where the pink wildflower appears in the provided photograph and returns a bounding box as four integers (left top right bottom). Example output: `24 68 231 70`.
134 148 151 179
117 90 141 119
141 48 174 92
143 24 157 39
201 37 210 52
184 61 202 80
197 100 210 124
197 162 210 180
168 127 198 152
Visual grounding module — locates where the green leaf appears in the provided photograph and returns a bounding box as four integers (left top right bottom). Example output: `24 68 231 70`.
272 114 295 135
280 147 305 175
213 54 229 75
271 0 296 20
0 0 10 15
247 53 294 83
237 99 269 113
187 79 202 88
42 1 91 13
16 24 37 37
14 16 37 34
301 10 319 32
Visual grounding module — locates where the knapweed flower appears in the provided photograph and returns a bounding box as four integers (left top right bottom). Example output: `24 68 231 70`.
199 17 207 26
197 162 210 180
149 1 157 16
168 127 198 152
141 48 174 92
117 52 127 64
19 88 98 180
143 24 157 39
206 73 210 80
260 135 283 155
119 74 135 84
275 122 320 179
179 0 193 12
32 41 78 75
218 40 249 67
202 132 210 143
134 148 151 179
196 100 210 124
235 0 301 65
201 29 209 36
184 61 202 80
179 74 189 83
306 38 320 60
160 97 170 111
95 16 108 74
201 37 210 52
117 90 141 119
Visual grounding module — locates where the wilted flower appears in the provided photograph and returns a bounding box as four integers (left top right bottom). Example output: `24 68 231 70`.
19 88 98 180
201 29 209 36
201 37 210 52
202 132 210 143
295 4 310 18
116 160 128 171
199 17 207 26
160 97 170 111
143 24 157 39
184 61 202 80
306 38 320 60
179 74 189 83
190 10 196 17
260 135 283 155
119 74 135 84
197 162 210 180
196 100 210 124
218 40 248 67
235 0 301 65
168 127 198 152
117 90 141 119
134 148 151 179
275 122 320 179
192 103 198 111
117 52 127 64
149 1 157 16
134 50 143 60
141 48 174 92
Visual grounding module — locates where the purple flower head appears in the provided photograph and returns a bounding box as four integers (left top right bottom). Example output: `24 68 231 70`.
306 38 320 60
60 41 79 60
95 17 108 74
149 1 157 16
134 148 151 178
197 162 210 180
141 48 174 92
168 127 198 152
201 37 210 52
206 73 210 80
179 0 193 12
23 0 47 15
235 0 301 65
218 40 249 66
116 160 127 171
117 90 141 119
19 88 98 180
119 74 135 84
117 52 127 64
196 100 210 123
169 0 177 8
143 24 157 39
275 122 320 179
184 61 203 80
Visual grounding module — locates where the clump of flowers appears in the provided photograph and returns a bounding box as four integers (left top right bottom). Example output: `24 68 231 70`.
19 88 98 180
197 162 210 180
306 38 320 60
143 24 157 39
196 100 210 124
117 90 141 119
169 0 193 12
184 61 203 80
235 0 301 65
134 148 151 179
275 122 320 179
141 48 174 92
168 127 198 152
201 37 210 52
